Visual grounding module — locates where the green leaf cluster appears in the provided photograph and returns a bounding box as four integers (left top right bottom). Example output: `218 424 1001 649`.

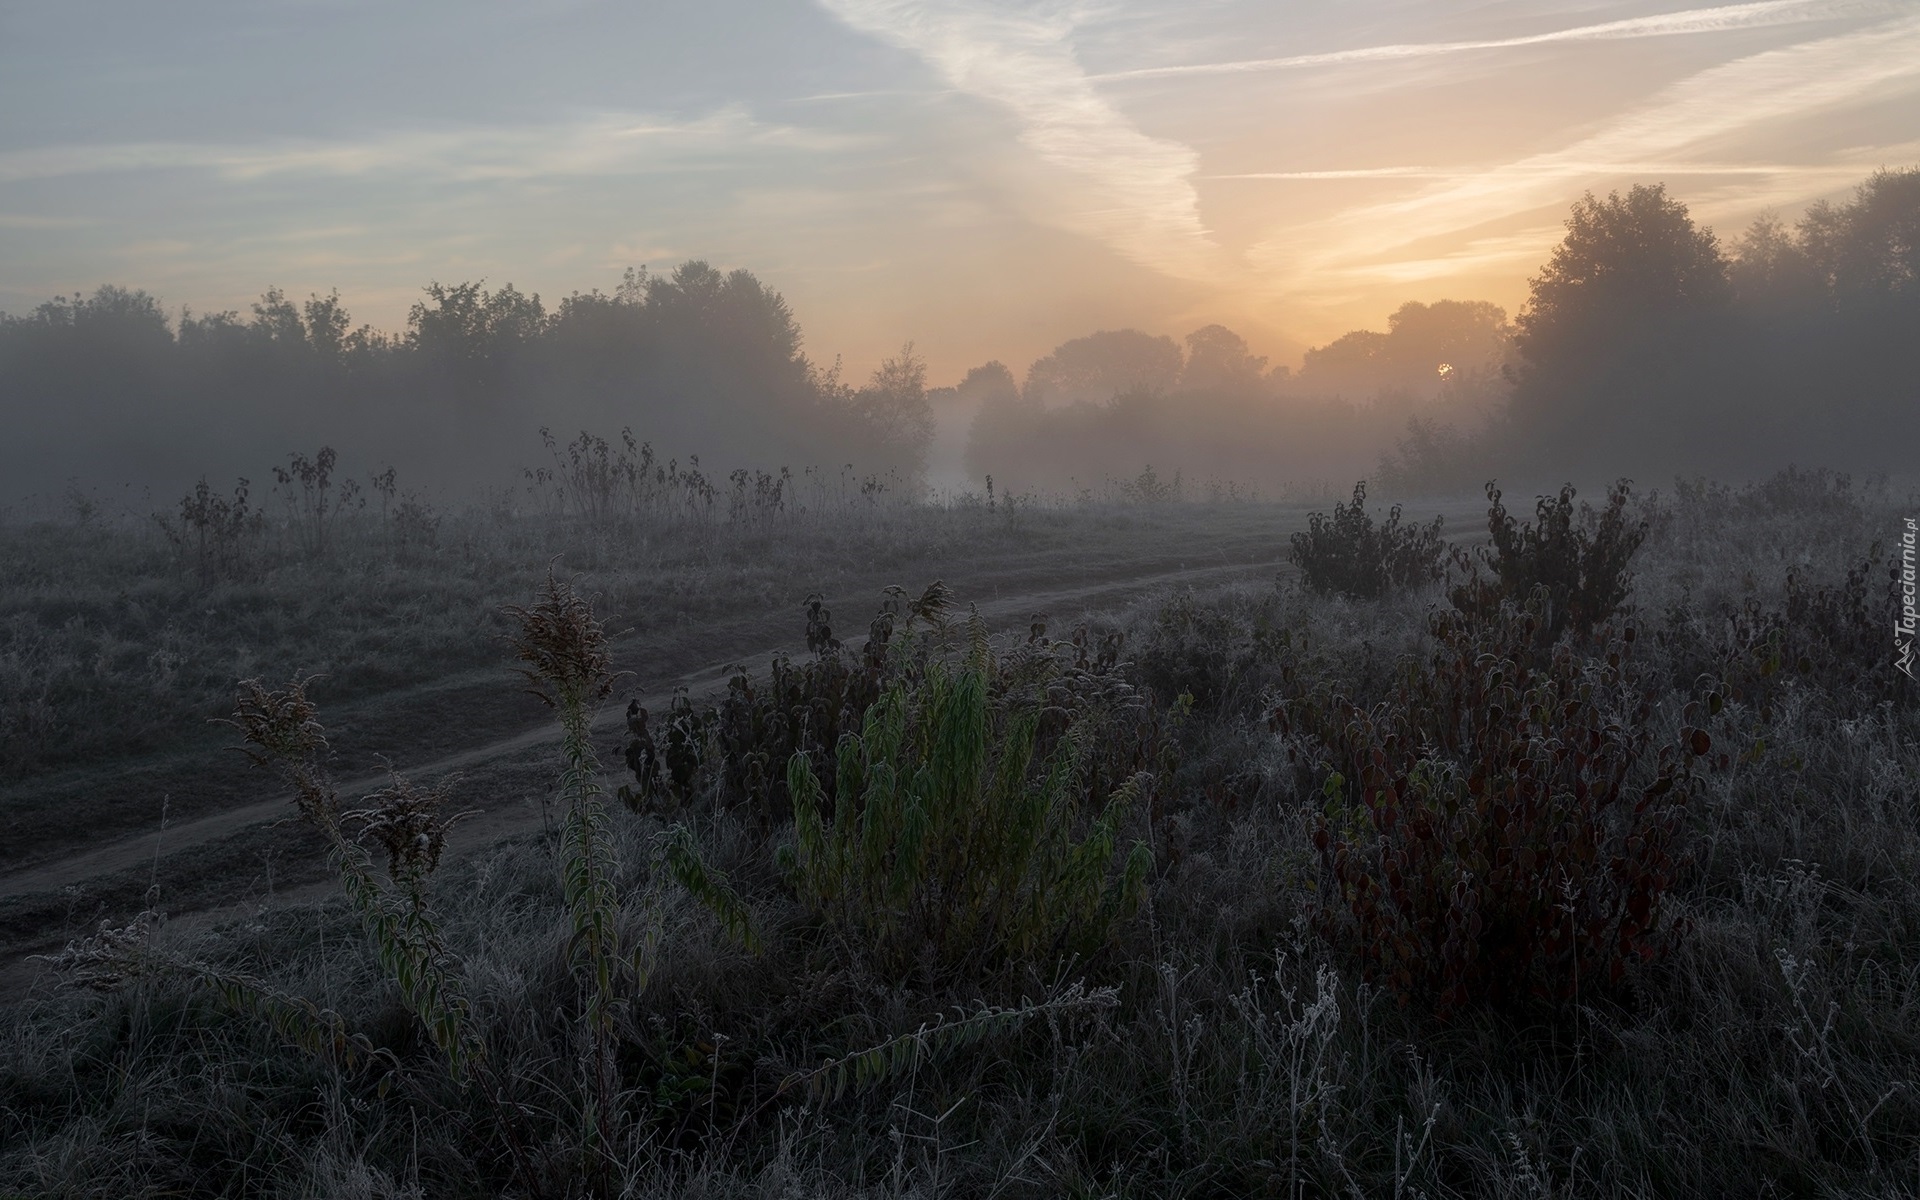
782 631 1152 978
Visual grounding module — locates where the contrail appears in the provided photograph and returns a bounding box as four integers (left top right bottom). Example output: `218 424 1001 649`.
1210 163 1818 181
1093 0 1884 81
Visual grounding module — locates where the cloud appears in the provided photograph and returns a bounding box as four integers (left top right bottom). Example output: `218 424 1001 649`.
815 0 1219 281
1094 0 1890 81
1250 14 1920 295
1210 162 1868 181
0 108 852 185
0 212 96 229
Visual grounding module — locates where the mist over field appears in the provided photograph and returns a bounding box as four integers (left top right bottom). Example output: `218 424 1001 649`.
7 1 1920 512
6 164 1919 514
5 4 1920 1197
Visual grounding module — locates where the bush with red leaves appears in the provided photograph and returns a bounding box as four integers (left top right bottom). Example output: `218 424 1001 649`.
1277 602 1704 1018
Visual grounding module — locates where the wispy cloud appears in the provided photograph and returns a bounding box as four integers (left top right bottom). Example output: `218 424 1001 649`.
1211 162 1856 181
1250 14 1920 295
815 0 1219 281
1095 0 1888 81
0 108 852 185
0 212 96 229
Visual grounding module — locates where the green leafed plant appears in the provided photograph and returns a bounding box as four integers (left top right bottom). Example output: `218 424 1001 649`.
780 611 1153 979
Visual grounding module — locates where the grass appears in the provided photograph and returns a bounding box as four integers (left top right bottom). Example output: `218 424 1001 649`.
0 481 1306 875
4 468 1918 1197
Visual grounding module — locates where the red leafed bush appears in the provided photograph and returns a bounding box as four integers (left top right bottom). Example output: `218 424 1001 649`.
1277 602 1703 1018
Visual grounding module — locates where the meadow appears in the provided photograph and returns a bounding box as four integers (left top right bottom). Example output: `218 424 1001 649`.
2 462 1916 1198
0 444 1333 961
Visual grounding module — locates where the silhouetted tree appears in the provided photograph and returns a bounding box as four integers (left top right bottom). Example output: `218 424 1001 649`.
1799 167 1920 310
1514 184 1728 382
250 287 306 347
1023 329 1182 406
1180 324 1267 393
1509 184 1731 472
1730 213 1822 321
1294 300 1509 404
959 361 1035 484
849 342 936 484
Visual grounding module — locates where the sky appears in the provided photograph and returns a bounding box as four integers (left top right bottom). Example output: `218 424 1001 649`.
1 0 1917 383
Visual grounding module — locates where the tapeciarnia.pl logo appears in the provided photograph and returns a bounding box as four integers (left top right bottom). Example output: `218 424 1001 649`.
1899 516 1917 680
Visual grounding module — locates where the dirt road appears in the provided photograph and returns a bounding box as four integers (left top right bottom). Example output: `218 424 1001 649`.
1 550 1308 993
9 556 1286 895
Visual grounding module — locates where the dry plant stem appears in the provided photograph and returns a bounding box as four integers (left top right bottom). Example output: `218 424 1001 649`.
505 574 624 1184
226 679 544 1196
227 680 486 1080
557 678 622 1179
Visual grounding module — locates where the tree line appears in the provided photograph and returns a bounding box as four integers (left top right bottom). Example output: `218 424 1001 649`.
962 166 1919 494
0 262 933 504
4 166 1914 506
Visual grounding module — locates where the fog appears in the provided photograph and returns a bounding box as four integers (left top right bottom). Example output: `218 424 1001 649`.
4 168 1915 518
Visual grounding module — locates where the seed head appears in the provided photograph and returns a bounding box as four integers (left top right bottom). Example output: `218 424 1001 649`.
37 910 164 992
504 572 616 708
347 774 462 882
226 676 330 768
224 677 336 823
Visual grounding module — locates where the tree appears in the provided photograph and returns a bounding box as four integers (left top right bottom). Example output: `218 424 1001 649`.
303 291 351 360
1293 300 1508 404
850 341 936 483
1023 329 1182 406
1799 167 1920 309
1385 300 1508 382
250 287 306 346
1730 213 1821 321
1296 329 1393 397
1506 185 1732 474
955 360 1020 409
1180 324 1266 393
406 280 550 402
1513 183 1729 381
958 361 1033 484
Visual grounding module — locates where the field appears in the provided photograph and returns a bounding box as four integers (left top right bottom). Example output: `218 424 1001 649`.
2 468 1917 1198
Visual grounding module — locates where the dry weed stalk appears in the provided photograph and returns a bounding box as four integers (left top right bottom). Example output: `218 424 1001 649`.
225 678 486 1080
42 676 546 1192
504 571 634 1182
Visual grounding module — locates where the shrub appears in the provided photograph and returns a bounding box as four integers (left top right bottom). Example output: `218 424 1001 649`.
1288 481 1446 599
1451 479 1647 640
1375 416 1489 496
619 589 910 819
272 446 359 558
779 612 1155 980
152 476 260 584
1737 464 1866 520
1278 603 1703 1017
624 586 1165 826
1658 544 1908 714
1135 587 1294 717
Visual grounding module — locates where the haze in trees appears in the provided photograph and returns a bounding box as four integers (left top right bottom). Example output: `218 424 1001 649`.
4 168 1917 505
